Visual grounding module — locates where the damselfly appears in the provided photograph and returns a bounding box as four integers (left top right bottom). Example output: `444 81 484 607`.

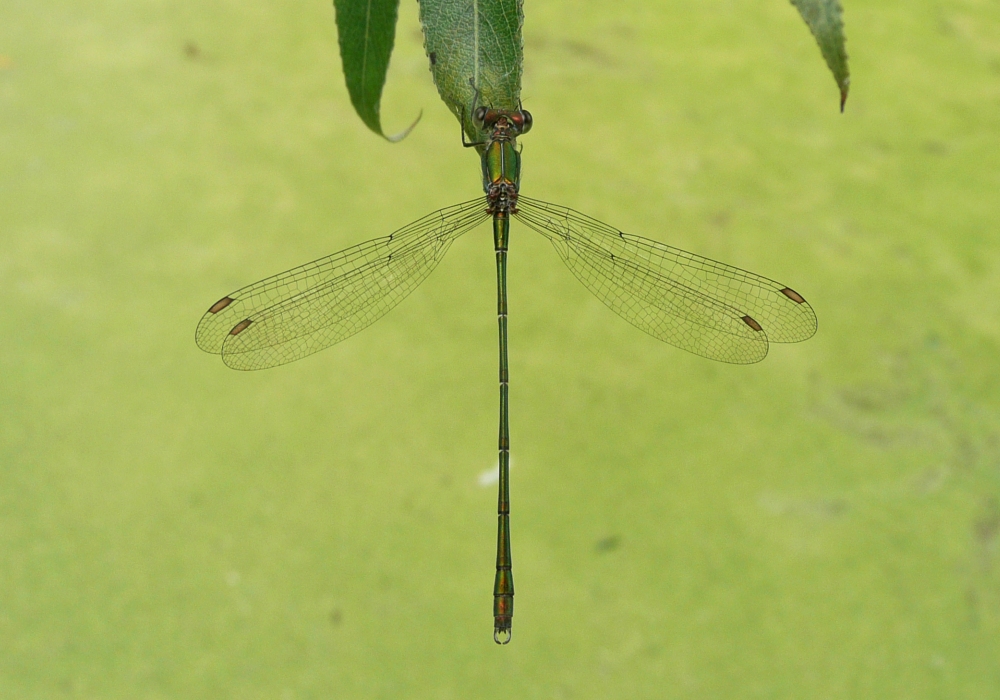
196 95 817 644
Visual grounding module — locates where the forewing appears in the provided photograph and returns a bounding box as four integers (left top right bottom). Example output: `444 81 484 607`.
196 199 489 370
515 197 817 364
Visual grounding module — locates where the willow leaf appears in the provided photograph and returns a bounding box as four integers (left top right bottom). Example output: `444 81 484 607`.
791 0 850 111
418 0 523 144
334 0 420 141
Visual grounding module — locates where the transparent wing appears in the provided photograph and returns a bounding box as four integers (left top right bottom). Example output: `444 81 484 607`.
514 196 817 364
196 199 490 370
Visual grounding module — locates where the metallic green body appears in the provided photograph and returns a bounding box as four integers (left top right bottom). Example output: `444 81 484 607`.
482 126 520 644
482 139 521 192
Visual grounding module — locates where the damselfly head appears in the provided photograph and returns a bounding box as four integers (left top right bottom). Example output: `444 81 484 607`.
474 107 533 137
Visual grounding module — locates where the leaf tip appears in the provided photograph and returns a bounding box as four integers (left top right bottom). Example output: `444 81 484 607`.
383 109 423 143
840 88 847 113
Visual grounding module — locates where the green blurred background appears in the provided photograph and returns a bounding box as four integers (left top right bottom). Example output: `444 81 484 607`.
2 0 999 697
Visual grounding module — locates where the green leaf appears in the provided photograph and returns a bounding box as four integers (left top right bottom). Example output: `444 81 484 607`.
790 0 850 111
419 0 523 144
334 0 420 141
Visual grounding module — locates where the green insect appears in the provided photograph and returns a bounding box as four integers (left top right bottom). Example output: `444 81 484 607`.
196 87 817 644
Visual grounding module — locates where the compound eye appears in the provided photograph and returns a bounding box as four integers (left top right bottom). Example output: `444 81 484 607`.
473 106 488 127
519 110 532 134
